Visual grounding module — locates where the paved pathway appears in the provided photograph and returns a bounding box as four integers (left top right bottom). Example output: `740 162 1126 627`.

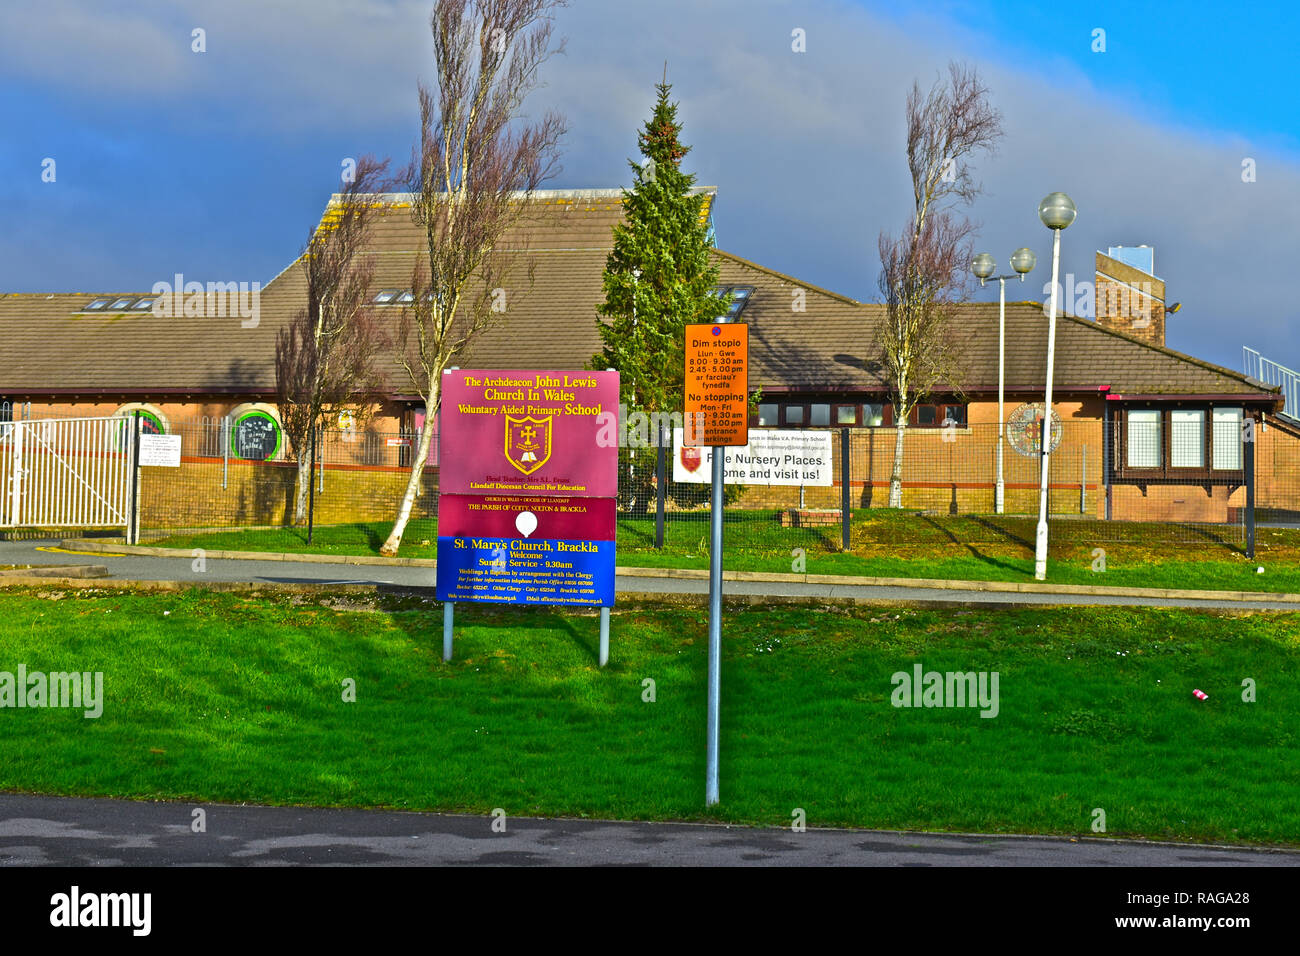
1 539 1296 610
2 794 1295 866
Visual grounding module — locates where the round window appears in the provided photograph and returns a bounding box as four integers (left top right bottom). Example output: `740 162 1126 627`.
230 408 283 461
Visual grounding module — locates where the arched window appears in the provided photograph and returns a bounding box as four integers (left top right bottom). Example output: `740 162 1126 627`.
112 403 169 450
113 403 169 435
227 403 284 461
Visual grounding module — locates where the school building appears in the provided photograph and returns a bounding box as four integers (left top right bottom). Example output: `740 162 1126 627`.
0 187 1293 523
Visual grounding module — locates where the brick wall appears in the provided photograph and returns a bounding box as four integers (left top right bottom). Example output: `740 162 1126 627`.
1095 251 1166 348
140 457 437 529
731 405 1107 516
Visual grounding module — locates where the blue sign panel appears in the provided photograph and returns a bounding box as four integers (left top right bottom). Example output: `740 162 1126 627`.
436 536 616 607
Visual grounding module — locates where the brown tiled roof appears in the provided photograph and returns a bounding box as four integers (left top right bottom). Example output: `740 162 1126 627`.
0 189 1278 407
750 297 1275 399
0 290 288 395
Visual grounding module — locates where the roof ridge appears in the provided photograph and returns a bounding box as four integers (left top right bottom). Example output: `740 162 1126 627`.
0 292 149 299
1053 310 1278 393
711 248 861 306
328 186 719 205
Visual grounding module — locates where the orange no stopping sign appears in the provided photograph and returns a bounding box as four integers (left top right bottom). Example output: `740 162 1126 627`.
684 323 749 447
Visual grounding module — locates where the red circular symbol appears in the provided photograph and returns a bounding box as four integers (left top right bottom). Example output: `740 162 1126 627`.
712 326 721 335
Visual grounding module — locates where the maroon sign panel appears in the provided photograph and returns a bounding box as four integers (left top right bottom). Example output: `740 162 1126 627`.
436 494 616 541
438 370 619 497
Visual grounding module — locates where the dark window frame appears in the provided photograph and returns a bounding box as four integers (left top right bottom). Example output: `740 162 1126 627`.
1113 403 1248 484
833 403 859 426
754 399 967 429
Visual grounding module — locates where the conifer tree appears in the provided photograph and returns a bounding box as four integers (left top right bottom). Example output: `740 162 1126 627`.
592 79 729 512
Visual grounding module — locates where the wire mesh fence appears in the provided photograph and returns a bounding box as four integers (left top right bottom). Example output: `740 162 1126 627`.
136 420 438 544
613 421 1249 554
9 412 1263 558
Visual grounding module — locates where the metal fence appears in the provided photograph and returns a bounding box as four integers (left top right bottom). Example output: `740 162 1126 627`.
2 412 1278 558
1244 347 1300 419
0 417 134 528
135 420 438 544
620 420 1251 554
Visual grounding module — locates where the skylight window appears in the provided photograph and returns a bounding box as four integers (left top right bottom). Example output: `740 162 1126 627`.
724 285 754 318
394 291 415 304
108 297 134 310
84 298 111 311
131 298 156 311
373 289 400 304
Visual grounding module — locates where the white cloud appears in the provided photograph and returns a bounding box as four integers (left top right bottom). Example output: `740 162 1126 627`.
2 0 1296 367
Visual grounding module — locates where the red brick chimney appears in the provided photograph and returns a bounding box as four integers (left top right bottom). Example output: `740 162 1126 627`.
1095 248 1166 347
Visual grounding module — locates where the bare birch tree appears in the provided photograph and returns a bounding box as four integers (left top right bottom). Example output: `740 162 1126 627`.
877 61 1002 508
276 155 392 523
379 0 566 555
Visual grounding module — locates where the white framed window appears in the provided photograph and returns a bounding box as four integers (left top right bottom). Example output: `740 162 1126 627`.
1127 409 1161 467
1170 409 1205 468
1213 407 1243 470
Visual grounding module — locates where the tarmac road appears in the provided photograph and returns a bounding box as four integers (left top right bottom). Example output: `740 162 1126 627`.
1 538 1297 610
1 794 1296 866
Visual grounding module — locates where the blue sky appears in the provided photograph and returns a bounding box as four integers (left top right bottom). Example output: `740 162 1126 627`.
2 0 1297 373
871 0 1300 157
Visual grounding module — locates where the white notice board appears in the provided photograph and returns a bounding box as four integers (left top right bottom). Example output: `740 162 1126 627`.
139 434 182 467
672 428 833 485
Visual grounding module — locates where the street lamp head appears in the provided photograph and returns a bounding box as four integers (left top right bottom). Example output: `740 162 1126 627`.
971 252 996 283
1011 247 1037 280
1038 192 1077 230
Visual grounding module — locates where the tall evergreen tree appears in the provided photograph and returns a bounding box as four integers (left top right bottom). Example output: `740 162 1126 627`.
594 81 729 418
592 80 729 511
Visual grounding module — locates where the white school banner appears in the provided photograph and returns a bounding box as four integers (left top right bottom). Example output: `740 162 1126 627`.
672 428 833 486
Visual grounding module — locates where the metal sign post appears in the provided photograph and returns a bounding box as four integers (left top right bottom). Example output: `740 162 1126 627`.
129 411 142 545
684 322 749 806
705 442 724 805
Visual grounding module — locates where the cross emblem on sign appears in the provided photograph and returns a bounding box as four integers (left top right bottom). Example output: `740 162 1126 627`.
504 415 552 475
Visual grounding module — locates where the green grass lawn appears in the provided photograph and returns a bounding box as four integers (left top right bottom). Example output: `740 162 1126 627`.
139 511 1300 594
2 587 1298 843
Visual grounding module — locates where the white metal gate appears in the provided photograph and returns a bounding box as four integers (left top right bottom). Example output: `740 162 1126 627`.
0 417 135 528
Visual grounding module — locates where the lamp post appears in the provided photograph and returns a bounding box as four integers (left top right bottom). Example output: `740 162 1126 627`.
972 248 1036 514
1034 192 1077 581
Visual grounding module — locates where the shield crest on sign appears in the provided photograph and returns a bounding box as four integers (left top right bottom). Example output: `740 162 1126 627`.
504 415 553 475
680 445 702 473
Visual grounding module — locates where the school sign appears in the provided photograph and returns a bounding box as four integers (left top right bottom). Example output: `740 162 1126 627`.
436 369 619 606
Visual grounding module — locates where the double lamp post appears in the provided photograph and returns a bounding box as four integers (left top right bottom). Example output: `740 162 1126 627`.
972 191 1076 580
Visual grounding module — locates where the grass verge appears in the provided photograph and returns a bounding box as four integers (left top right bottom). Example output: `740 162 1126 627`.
2 586 1298 844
